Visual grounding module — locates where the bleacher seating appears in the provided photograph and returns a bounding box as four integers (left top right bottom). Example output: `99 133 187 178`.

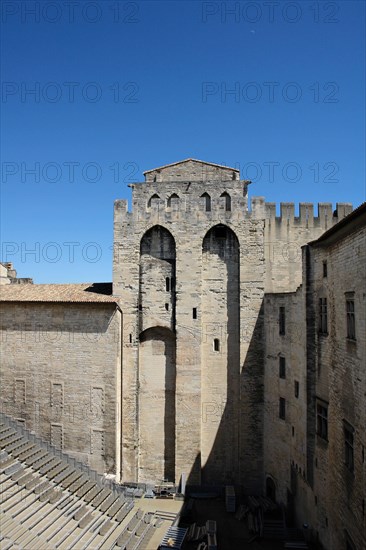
0 413 178 550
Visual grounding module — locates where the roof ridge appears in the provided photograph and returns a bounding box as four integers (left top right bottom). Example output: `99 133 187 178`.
143 158 239 174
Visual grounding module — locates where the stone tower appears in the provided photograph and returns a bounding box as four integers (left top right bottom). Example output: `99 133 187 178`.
112 158 350 491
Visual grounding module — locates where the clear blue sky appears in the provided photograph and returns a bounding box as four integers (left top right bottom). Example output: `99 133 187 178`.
1 0 365 283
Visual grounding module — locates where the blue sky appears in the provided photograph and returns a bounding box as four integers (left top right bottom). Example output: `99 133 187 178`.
1 0 365 283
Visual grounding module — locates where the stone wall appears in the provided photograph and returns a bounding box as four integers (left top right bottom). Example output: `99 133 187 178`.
264 214 365 550
259 201 353 293
113 173 266 491
263 287 307 507
0 302 121 476
305 222 366 550
113 160 354 494
144 159 240 183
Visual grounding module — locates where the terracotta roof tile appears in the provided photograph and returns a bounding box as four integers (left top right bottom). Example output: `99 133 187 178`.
0 282 118 304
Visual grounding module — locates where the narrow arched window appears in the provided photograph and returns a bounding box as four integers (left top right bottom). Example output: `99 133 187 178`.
147 193 160 208
220 192 231 211
201 192 211 212
167 193 179 208
213 338 220 352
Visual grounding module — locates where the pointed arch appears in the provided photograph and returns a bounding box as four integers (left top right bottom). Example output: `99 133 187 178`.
200 192 211 212
201 223 240 484
220 191 231 211
140 225 176 259
167 193 179 208
147 194 160 208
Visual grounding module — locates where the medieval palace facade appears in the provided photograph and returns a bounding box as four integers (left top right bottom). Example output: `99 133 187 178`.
1 159 365 549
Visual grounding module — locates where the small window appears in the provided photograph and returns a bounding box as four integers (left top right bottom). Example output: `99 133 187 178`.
279 356 286 379
129 334 132 343
323 261 327 277
279 397 286 420
292 426 295 437
344 423 354 472
232 171 236 180
165 303 169 311
319 297 328 334
279 307 285 335
346 297 356 340
167 193 179 208
294 381 299 398
193 308 197 319
317 403 328 440
220 192 231 212
166 277 170 292
213 338 220 352
201 192 211 212
147 193 160 208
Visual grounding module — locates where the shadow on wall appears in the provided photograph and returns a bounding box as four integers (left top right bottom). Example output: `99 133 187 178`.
185 225 264 494
135 223 264 493
138 327 176 483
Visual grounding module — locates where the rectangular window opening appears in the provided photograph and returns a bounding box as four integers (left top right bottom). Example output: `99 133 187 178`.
319 297 328 334
279 356 286 379
316 402 328 440
294 380 299 398
346 297 356 340
213 338 220 352
193 308 197 319
165 303 169 311
323 261 327 277
165 277 170 292
279 397 286 420
279 307 286 335
344 422 354 472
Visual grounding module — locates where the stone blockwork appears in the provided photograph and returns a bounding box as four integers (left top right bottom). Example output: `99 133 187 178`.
263 204 366 550
260 201 352 293
0 301 122 476
263 286 307 504
113 173 266 489
1 158 362 550
112 159 352 495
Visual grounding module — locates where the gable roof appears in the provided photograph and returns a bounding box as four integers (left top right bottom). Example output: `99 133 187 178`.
0 282 118 304
143 158 240 175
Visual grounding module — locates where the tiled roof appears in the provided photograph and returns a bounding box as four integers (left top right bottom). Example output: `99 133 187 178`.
143 158 240 174
0 282 118 304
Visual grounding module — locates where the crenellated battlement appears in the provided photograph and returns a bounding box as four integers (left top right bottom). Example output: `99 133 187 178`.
249 197 352 226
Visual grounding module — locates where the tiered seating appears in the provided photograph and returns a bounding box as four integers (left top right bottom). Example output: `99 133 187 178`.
0 413 175 550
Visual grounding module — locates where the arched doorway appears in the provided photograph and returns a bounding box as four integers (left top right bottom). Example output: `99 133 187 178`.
266 476 276 502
